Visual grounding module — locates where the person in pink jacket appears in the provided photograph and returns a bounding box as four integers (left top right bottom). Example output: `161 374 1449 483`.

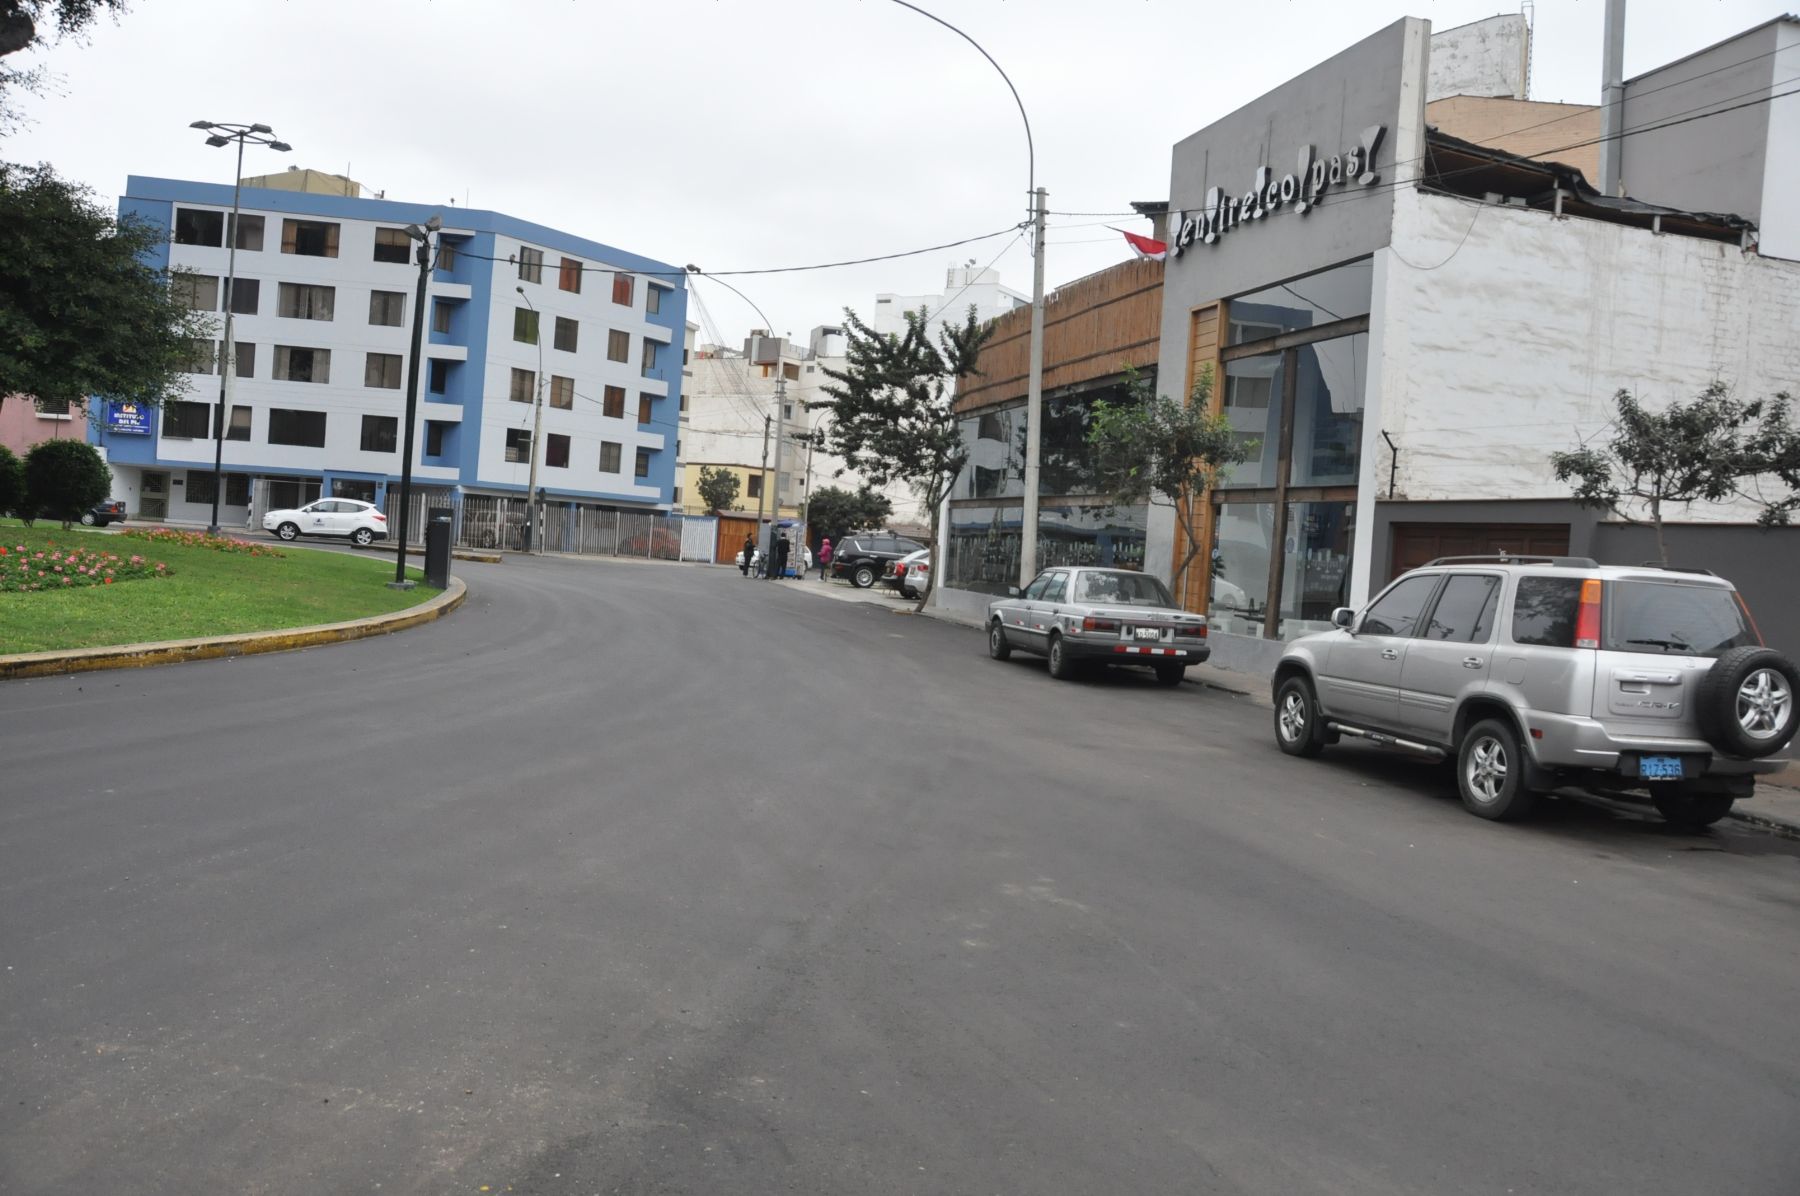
817 537 833 580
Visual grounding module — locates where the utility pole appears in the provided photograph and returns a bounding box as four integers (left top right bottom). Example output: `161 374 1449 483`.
756 413 771 527
391 214 439 588
1018 186 1048 585
516 286 547 554
1597 0 1627 197
767 363 789 580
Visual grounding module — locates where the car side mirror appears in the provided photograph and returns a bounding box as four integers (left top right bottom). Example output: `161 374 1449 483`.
1006 586 1021 598
1332 606 1356 630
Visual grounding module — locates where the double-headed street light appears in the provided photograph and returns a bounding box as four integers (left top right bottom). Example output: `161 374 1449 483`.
389 214 442 589
189 120 290 534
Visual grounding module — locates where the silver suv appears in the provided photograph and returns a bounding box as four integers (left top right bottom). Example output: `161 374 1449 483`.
1271 556 1797 828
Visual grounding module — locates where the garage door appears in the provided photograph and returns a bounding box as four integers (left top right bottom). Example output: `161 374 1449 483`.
1388 523 1570 581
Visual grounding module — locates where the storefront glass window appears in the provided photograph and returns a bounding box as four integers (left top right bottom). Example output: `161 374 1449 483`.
1209 502 1274 636
1290 332 1367 487
954 381 1131 502
958 405 1024 499
946 501 1148 596
1278 501 1357 636
1229 258 1373 345
1220 354 1284 489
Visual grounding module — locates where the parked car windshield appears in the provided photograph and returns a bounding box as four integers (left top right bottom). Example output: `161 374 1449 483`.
1605 581 1757 657
1075 571 1176 607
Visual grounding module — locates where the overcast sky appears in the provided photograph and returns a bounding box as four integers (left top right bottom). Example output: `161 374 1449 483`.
3 0 1782 343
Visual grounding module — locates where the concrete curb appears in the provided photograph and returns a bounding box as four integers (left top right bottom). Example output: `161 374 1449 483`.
0 576 466 681
378 543 504 565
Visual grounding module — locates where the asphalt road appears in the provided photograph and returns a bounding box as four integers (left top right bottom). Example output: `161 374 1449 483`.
3 557 1798 1195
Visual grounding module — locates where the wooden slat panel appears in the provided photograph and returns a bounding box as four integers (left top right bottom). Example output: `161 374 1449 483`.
1175 302 1225 615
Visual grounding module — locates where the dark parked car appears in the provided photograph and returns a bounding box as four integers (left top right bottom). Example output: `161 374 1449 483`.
81 500 128 527
832 533 927 588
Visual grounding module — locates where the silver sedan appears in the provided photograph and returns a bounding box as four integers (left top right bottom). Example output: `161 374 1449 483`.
986 567 1210 685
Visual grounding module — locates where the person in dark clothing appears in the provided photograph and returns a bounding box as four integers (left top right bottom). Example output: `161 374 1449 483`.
772 534 790 579
741 533 755 576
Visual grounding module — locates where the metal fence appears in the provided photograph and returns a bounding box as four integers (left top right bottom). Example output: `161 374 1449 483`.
382 491 714 562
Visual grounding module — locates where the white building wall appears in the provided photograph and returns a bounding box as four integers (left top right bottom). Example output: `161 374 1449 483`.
872 265 1028 346
1377 189 1800 521
1757 19 1800 262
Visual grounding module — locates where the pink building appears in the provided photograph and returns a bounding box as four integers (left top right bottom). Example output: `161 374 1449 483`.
0 396 86 457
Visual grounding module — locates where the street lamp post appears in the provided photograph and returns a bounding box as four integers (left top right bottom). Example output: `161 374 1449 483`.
390 215 441 589
515 286 547 555
189 120 290 534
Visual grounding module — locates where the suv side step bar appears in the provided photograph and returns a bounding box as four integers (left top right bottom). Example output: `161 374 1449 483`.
1326 723 1448 760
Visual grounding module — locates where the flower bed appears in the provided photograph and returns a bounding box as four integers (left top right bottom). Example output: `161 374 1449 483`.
121 528 284 557
1 542 169 594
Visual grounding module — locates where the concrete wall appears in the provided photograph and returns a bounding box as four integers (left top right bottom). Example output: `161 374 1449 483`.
0 398 85 456
1756 20 1800 261
1589 522 1800 655
1377 188 1800 524
1427 14 1529 102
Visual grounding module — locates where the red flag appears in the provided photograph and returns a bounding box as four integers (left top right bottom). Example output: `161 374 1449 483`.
1114 227 1166 261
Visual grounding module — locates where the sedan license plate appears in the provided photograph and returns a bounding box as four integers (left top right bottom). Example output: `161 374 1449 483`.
1639 755 1684 781
1133 627 1161 641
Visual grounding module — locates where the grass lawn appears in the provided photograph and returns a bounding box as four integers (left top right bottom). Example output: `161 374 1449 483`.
0 520 430 654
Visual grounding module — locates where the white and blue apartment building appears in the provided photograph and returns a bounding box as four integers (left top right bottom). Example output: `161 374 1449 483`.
94 176 687 524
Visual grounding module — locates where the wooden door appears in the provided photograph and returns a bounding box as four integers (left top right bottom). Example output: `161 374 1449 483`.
1388 522 1569 582
715 515 757 564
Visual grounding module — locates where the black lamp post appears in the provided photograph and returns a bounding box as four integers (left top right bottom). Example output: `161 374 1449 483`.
189 120 290 533
389 214 441 589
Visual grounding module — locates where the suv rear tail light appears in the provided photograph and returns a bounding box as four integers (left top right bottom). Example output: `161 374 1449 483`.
1082 616 1119 632
1574 578 1602 649
1734 591 1765 646
372 513 387 522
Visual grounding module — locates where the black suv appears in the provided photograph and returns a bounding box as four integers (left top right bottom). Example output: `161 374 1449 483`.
831 534 927 588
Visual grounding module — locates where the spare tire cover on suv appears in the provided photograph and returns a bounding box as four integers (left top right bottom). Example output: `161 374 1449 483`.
1694 645 1800 759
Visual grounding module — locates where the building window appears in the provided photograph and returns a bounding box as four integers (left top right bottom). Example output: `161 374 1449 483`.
277 282 335 321
607 329 630 363
432 300 452 334
679 392 687 412
225 277 259 315
559 256 582 293
634 447 651 478
228 341 255 378
646 283 665 315
599 441 622 472
172 273 220 311
546 432 570 467
224 405 251 440
554 316 578 352
428 358 449 394
191 472 253 506
641 340 659 378
550 375 574 409
602 385 625 418
510 367 535 403
746 474 763 498
268 407 328 447
517 246 543 284
782 362 799 382
180 338 216 375
637 394 652 425
360 414 398 452
273 345 330 383
174 208 224 246
373 228 411 264
513 307 539 344
364 352 403 389
228 213 264 252
163 400 210 438
426 421 447 457
504 428 532 463
612 272 634 306
369 290 406 326
435 240 456 271
34 397 71 416
280 218 339 257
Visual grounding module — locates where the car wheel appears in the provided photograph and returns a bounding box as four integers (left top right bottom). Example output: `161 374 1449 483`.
1652 791 1735 830
1273 676 1327 758
1047 633 1077 680
1456 718 1537 821
1153 662 1185 688
276 522 300 542
1695 646 1799 759
852 564 876 589
80 511 97 526
988 619 1013 661
351 527 374 547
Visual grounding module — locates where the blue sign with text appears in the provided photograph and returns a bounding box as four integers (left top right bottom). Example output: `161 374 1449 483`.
106 401 151 435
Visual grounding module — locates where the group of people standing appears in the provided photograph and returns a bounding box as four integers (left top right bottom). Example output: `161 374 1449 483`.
739 532 834 580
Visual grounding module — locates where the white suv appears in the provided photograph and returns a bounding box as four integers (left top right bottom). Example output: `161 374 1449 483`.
1271 556 1797 828
263 499 390 547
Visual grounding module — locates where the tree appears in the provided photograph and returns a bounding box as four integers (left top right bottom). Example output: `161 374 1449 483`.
1 1 128 128
1087 365 1250 599
0 443 22 516
805 484 893 548
817 305 991 607
1550 385 1797 565
0 163 208 416
695 465 741 514
23 437 109 527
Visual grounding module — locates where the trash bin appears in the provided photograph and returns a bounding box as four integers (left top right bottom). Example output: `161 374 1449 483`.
424 508 453 589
